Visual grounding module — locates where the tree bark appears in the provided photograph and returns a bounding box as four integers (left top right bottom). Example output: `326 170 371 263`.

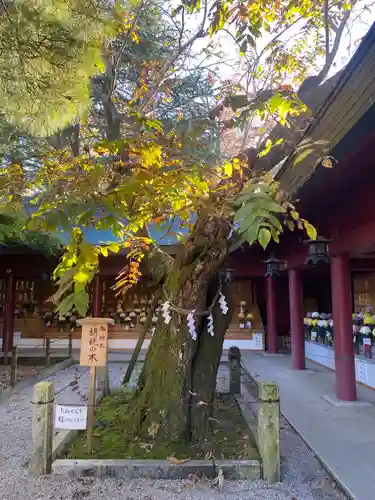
126 212 232 446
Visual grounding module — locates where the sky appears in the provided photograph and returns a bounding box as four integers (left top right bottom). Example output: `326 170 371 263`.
188 2 374 85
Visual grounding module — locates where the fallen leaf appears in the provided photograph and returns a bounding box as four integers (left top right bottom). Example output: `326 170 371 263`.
167 456 191 465
322 157 333 168
139 442 153 453
211 467 224 490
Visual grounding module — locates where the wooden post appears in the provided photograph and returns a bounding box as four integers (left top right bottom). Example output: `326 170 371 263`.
32 381 53 475
266 276 278 353
96 365 109 396
87 366 96 453
3 331 9 366
123 290 161 386
258 381 280 483
228 346 241 394
10 345 18 387
45 338 51 367
331 254 357 401
68 332 73 358
2 270 15 364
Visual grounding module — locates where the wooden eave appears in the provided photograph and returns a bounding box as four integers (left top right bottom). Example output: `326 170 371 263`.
276 22 375 196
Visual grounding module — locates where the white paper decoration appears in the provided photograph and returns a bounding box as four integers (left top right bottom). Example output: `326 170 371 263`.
219 293 228 315
207 313 214 336
162 301 172 325
187 311 197 340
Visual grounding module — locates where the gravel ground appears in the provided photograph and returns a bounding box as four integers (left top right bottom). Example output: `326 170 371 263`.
0 362 348 500
0 363 45 391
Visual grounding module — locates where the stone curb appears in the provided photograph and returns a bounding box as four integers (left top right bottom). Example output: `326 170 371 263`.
53 458 261 480
0 357 75 405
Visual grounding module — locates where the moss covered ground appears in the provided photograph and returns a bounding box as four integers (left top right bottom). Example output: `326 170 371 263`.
67 391 259 460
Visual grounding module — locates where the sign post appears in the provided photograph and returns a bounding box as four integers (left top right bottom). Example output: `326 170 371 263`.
77 317 113 453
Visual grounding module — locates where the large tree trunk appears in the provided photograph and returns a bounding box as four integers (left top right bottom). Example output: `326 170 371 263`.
126 212 233 447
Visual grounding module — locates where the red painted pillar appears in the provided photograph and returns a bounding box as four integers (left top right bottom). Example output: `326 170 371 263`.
92 275 102 317
331 254 357 401
266 276 278 353
2 270 16 355
289 269 305 370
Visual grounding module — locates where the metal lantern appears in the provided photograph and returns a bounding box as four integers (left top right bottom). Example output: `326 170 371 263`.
220 268 235 284
304 236 331 265
264 256 285 278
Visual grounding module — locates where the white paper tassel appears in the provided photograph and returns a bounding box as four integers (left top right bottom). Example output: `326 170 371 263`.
187 311 197 340
207 313 214 336
218 293 228 315
162 301 172 325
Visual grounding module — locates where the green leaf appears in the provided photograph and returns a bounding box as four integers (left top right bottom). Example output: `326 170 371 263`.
74 290 89 317
57 293 75 314
290 210 299 220
303 221 317 240
245 225 259 245
258 228 271 249
269 93 284 113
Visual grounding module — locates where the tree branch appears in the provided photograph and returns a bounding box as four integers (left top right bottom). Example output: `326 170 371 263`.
324 0 330 59
139 0 208 113
318 8 352 80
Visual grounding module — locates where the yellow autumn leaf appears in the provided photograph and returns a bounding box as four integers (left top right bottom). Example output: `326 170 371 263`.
224 163 233 177
322 157 333 168
303 221 317 240
167 456 192 465
131 32 140 44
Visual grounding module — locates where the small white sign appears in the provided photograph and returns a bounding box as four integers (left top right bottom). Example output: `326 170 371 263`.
239 323 245 329
253 333 263 349
364 338 372 346
311 331 317 340
357 360 366 384
54 405 88 430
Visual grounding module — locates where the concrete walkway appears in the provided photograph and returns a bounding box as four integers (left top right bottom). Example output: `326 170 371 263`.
242 352 375 500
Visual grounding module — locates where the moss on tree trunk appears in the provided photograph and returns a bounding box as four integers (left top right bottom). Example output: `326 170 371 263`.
126 212 233 447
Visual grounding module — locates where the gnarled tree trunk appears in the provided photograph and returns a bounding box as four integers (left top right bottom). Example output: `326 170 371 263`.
126 212 233 448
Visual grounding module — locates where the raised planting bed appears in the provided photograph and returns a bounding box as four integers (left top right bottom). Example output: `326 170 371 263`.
61 390 261 480
67 391 259 461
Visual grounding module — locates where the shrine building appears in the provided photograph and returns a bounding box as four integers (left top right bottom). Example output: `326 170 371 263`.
1 22 375 403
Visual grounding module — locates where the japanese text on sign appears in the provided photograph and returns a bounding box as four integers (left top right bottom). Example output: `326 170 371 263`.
54 405 88 430
80 322 108 367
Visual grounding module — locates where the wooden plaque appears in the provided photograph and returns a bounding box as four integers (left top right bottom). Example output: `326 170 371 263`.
77 318 114 367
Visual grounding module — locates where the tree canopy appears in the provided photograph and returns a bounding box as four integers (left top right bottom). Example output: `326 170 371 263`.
0 0 370 314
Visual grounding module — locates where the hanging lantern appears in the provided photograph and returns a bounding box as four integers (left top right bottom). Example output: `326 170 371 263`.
264 256 285 278
304 236 331 265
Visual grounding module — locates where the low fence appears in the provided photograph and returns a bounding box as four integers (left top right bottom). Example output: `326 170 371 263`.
1 334 74 389
228 347 280 483
31 365 109 475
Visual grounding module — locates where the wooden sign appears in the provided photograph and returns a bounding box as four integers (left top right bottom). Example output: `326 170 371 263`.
77 318 114 367
54 405 88 430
